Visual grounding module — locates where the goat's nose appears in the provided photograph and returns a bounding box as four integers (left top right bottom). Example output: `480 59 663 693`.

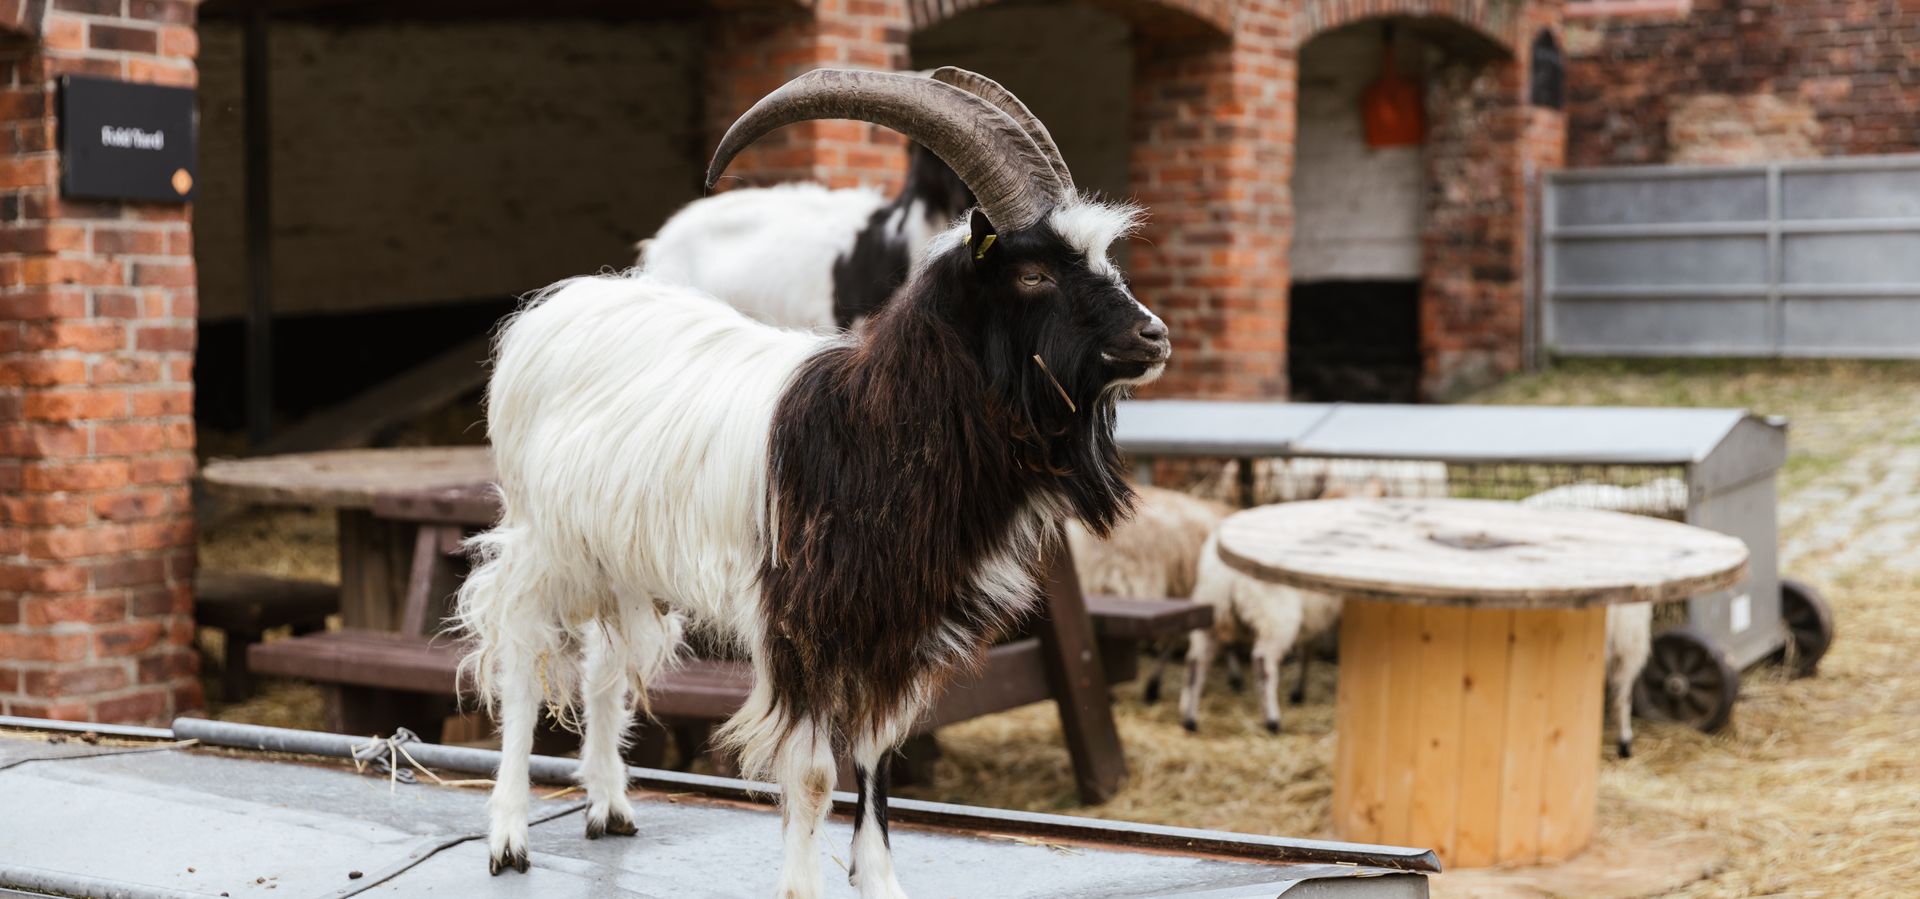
1137 318 1169 344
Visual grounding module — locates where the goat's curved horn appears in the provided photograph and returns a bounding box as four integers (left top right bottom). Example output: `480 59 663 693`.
706 68 1063 232
928 66 1071 186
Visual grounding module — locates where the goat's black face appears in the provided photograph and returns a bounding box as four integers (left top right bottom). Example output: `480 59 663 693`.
961 208 1170 410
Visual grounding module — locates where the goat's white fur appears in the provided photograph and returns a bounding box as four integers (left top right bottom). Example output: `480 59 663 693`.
640 183 945 330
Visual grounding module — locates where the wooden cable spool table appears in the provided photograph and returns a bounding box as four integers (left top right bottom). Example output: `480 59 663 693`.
1215 498 1748 868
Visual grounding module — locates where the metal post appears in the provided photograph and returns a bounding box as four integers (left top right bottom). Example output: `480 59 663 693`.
244 10 274 447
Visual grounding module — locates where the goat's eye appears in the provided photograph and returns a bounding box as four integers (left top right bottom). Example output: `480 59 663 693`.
1019 272 1046 288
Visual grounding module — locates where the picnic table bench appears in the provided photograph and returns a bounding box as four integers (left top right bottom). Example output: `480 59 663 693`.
205 449 1211 802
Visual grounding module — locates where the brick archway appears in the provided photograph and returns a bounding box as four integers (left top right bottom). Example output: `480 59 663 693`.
908 0 1233 40
1296 0 1520 54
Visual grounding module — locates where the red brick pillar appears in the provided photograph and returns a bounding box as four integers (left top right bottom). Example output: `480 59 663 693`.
1129 1 1294 400
705 0 912 193
0 3 201 725
1420 5 1566 399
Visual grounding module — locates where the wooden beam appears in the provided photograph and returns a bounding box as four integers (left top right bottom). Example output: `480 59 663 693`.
243 9 274 447
255 333 493 456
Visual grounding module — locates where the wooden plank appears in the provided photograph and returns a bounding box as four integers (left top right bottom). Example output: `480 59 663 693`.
1332 598 1393 842
1035 533 1128 804
243 7 273 448
336 509 411 631
1496 609 1561 864
1083 595 1213 639
1377 601 1426 846
1538 606 1606 861
1408 604 1469 864
256 335 494 457
1452 608 1515 868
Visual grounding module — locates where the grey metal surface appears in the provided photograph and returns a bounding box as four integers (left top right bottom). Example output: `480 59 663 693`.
0 723 1431 899
1115 401 1335 457
1544 154 1920 358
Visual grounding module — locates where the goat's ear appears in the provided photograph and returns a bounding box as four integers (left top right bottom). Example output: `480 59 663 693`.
966 209 998 263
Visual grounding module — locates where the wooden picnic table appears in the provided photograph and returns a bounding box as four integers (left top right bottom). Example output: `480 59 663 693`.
206 446 1208 804
201 446 494 631
1216 498 1748 868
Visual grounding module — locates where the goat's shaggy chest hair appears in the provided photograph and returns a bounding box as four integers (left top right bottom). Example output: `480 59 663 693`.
761 212 1137 736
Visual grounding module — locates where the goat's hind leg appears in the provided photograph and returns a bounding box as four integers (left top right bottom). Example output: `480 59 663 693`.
486 642 541 874
771 717 836 899
579 621 639 839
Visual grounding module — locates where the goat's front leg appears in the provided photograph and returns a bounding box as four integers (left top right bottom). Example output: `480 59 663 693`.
849 736 909 899
487 649 540 874
773 720 836 899
580 625 638 839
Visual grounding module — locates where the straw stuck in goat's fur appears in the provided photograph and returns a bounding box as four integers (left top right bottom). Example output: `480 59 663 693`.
1033 355 1077 413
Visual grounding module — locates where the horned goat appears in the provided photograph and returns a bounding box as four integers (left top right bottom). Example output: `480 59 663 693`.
455 67 1169 899
1065 485 1232 702
641 142 973 330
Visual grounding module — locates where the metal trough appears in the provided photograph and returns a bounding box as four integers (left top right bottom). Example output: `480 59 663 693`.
0 717 1435 898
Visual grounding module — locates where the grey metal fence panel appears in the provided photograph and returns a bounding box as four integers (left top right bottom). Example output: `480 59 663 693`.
1544 155 1920 358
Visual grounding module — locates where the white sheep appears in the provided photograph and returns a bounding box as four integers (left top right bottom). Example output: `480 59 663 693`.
1065 485 1234 702
1523 477 1689 758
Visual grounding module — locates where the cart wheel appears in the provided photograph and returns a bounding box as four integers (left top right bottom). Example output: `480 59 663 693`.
1774 579 1834 678
1633 627 1739 733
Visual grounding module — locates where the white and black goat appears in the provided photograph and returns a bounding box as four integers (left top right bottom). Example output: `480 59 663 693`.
456 67 1168 899
641 140 974 330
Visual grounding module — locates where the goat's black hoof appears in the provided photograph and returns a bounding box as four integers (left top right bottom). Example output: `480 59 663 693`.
1228 676 1246 694
1181 718 1198 733
1264 720 1281 735
1617 739 1633 759
489 848 529 876
587 812 638 840
1288 689 1306 706
1142 679 1162 704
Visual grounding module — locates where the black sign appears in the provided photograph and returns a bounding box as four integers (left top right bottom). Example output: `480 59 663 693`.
1530 29 1565 110
58 75 197 203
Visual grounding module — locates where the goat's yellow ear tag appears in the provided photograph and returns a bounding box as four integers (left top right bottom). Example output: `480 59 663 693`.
972 233 997 261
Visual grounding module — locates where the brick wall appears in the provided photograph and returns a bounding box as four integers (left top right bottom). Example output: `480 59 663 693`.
705 0 911 193
0 0 201 725
1127 2 1295 400
1567 0 1920 166
1420 3 1565 399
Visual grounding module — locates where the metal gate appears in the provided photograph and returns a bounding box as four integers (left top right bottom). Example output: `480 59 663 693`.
1543 154 1920 358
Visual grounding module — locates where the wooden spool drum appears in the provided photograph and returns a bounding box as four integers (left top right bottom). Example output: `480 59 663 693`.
1216 499 1749 868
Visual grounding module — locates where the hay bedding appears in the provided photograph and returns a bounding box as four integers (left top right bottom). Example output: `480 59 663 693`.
198 361 1920 896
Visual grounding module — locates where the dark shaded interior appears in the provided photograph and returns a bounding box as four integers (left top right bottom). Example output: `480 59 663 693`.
1286 279 1421 403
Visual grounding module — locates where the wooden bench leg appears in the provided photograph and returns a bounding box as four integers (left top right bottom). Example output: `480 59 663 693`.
221 629 260 703
1038 535 1127 805
625 720 670 770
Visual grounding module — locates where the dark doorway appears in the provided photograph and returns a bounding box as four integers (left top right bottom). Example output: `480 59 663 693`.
1286 280 1421 403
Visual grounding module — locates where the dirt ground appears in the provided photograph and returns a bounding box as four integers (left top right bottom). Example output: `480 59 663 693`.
201 359 1920 897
